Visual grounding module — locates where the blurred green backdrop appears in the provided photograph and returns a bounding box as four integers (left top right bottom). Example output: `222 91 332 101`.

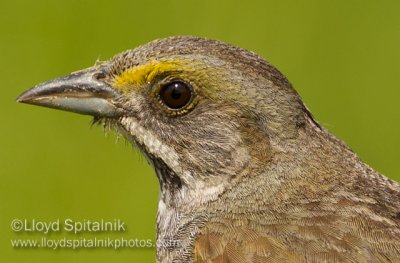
1 0 399 262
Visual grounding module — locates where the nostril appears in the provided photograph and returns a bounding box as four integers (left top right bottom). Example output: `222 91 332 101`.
93 72 106 80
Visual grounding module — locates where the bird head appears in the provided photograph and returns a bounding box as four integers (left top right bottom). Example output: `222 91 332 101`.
17 36 313 208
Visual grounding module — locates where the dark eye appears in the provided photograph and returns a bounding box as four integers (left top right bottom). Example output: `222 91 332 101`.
159 81 192 109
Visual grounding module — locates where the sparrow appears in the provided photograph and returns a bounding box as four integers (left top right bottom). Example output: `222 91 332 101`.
17 36 400 262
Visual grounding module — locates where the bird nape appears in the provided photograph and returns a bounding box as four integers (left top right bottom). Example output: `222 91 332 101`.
17 36 400 263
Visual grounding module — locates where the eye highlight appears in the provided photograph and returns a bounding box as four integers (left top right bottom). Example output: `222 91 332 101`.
158 81 193 110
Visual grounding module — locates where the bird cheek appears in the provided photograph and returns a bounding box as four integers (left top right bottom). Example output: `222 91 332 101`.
239 120 273 166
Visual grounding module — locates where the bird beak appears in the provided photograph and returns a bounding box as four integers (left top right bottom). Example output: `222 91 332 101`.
16 65 121 117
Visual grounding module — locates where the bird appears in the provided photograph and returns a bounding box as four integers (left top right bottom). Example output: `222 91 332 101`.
17 36 400 263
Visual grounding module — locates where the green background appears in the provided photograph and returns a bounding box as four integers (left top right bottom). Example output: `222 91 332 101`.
1 0 399 262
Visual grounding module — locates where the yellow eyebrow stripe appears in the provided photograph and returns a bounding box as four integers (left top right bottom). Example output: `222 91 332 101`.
114 60 182 90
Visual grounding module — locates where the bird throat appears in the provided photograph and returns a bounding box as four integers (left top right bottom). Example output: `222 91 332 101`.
151 156 183 199
95 116 184 202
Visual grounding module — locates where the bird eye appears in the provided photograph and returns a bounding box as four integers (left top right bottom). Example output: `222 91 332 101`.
159 81 192 109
